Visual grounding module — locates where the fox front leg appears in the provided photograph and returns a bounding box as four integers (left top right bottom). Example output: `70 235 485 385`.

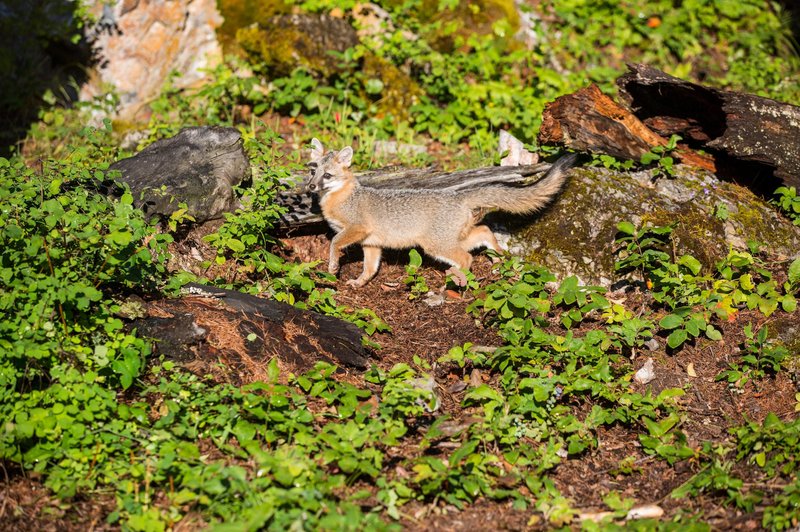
328 227 368 275
328 243 340 274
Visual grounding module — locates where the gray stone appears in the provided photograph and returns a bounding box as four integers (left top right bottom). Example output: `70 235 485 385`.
109 126 250 222
373 140 427 159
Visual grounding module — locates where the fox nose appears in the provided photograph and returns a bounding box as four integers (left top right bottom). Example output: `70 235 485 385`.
308 183 317 191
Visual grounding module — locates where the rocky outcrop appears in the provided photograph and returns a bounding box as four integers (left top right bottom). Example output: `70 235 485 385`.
235 11 423 121
109 127 249 222
236 13 360 78
80 0 223 121
505 164 800 286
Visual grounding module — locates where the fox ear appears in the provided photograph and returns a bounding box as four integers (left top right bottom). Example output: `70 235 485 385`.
337 146 354 167
310 138 324 161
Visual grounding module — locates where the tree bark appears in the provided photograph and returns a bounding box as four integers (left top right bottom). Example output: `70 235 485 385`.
134 283 369 383
537 83 715 172
617 63 800 188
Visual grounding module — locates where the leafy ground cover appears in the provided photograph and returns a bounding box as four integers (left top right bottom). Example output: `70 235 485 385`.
3 124 800 529
3 1 800 530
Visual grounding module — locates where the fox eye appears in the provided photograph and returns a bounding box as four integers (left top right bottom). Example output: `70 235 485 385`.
322 172 332 180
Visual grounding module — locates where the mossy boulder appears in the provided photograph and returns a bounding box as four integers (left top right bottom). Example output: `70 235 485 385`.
234 11 423 121
216 0 292 49
236 14 360 78
501 165 800 286
362 54 424 121
383 0 519 52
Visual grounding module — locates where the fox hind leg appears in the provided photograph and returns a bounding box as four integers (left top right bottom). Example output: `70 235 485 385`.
461 225 503 264
461 225 501 252
346 245 382 287
427 247 473 287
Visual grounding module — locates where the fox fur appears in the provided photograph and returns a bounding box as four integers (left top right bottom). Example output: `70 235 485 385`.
306 138 577 287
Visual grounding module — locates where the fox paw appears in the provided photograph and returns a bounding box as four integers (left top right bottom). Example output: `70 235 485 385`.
328 262 340 275
446 267 468 287
346 278 368 288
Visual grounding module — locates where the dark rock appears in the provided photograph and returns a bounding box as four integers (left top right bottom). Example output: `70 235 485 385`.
109 126 250 222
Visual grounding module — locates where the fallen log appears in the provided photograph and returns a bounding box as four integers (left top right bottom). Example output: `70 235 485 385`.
133 283 369 383
617 63 800 189
538 83 715 172
277 162 556 229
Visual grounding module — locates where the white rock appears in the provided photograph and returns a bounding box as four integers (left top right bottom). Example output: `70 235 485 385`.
80 0 223 122
626 504 664 520
498 130 539 166
634 358 655 385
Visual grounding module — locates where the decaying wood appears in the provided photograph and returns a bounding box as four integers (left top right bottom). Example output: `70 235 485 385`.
617 63 800 188
134 283 369 380
538 83 715 172
277 162 556 229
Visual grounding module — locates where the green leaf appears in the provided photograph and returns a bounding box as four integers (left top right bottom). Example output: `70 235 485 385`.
106 231 132 245
111 351 142 389
755 451 766 467
788 257 800 285
365 78 385 94
640 152 659 165
667 329 688 349
408 249 423 267
677 255 702 275
782 294 797 313
659 314 683 330
616 221 636 235
706 326 722 341
226 238 245 253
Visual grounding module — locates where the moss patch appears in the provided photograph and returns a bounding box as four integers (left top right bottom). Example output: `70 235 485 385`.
502 166 800 285
217 0 292 51
236 14 359 78
383 0 519 52
362 54 424 122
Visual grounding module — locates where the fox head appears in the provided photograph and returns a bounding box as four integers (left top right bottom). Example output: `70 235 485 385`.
306 138 354 194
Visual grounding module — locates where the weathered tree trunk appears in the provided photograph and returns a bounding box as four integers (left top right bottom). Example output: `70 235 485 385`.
110 127 251 222
537 83 715 172
134 283 369 382
277 162 556 229
617 63 800 189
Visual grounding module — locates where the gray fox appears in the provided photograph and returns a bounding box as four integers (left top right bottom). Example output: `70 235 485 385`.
306 138 577 287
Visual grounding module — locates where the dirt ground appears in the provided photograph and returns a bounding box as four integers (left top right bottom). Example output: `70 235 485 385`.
315 240 799 530
2 229 798 531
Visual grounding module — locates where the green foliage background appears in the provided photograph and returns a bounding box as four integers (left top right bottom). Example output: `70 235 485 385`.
1 1 800 530
215 0 799 153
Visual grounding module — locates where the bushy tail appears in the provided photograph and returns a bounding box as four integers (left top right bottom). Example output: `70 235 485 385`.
460 153 578 214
